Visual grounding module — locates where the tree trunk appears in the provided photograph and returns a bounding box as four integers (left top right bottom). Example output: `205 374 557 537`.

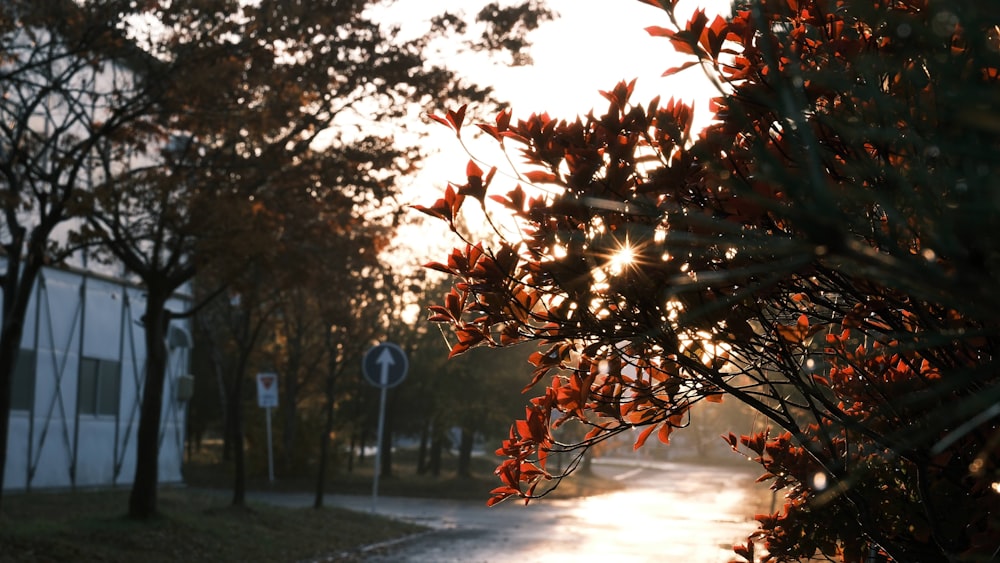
0 306 21 508
416 419 430 475
222 390 235 461
212 350 233 462
226 293 270 508
0 319 17 510
313 372 335 509
0 247 43 511
280 333 301 471
128 287 170 520
280 372 299 471
231 368 247 507
198 315 231 462
456 427 474 478
429 430 444 478
347 432 356 473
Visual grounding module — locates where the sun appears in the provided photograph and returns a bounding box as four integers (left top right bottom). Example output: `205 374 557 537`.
607 241 637 276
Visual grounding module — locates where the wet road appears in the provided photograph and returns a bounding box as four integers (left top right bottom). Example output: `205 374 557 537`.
268 458 772 563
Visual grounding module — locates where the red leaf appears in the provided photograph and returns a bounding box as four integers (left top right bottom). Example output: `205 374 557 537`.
445 289 463 318
687 9 709 39
733 539 755 562
466 159 483 178
661 60 698 77
427 104 468 138
634 425 656 449
723 432 739 450
776 314 812 343
496 107 512 131
423 261 452 275
478 108 513 144
477 123 501 142
489 184 528 212
645 25 676 38
657 422 673 444
410 203 444 221
427 112 452 129
448 105 467 137
584 425 606 441
411 184 466 229
524 170 558 184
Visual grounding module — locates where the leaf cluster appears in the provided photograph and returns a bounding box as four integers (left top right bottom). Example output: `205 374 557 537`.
419 0 1000 560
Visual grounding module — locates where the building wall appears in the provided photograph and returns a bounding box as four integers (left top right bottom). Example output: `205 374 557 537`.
3 265 191 491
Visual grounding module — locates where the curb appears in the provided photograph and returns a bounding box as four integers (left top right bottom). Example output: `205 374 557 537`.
301 529 440 562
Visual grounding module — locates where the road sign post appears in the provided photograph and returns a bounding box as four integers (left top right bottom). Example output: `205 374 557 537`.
256 372 279 483
362 342 408 512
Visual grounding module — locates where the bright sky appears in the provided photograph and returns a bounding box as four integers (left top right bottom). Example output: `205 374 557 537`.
461 0 731 117
385 0 731 118
384 0 734 276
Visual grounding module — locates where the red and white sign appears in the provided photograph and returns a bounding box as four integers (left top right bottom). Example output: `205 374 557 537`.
256 372 279 408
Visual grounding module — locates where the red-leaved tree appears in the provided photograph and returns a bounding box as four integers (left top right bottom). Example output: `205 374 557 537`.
417 0 1000 561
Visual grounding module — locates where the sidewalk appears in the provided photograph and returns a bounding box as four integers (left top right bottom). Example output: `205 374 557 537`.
244 489 487 530
240 489 522 562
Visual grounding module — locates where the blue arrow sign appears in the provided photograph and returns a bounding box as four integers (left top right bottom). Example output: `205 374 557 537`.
362 342 408 388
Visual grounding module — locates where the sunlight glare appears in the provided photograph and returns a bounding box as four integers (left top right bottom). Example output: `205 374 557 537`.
654 227 668 244
607 243 636 276
812 472 829 491
666 299 684 322
553 242 569 259
550 466 765 563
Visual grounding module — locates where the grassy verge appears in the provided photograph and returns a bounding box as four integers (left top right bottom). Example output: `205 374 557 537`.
0 448 624 562
182 443 625 502
0 487 422 563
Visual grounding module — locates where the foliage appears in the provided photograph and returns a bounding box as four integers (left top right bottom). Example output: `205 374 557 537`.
93 0 555 514
71 0 554 519
0 0 166 509
0 0 554 520
419 0 1000 561
430 0 556 67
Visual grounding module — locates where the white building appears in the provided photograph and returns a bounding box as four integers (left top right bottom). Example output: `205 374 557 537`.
1 5 193 491
3 264 191 491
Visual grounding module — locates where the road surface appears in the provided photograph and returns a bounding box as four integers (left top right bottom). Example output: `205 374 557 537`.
252 458 773 563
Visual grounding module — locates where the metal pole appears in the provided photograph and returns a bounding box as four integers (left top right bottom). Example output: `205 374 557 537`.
372 385 388 513
266 406 274 483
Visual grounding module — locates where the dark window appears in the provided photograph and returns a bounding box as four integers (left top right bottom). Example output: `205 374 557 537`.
78 358 120 416
11 348 35 411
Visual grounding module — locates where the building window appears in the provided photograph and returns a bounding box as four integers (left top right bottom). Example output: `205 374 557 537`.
11 348 35 412
78 358 120 416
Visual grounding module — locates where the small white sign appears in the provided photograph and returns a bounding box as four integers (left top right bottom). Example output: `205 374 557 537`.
256 372 279 408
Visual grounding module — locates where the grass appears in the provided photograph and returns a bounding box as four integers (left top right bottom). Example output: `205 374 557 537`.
182 442 625 502
0 446 624 562
0 487 423 563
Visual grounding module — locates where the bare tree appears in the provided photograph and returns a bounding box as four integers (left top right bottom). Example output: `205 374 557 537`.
0 0 163 508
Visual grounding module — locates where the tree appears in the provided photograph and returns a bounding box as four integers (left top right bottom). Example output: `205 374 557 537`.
200 264 278 507
0 0 165 509
419 0 1000 561
189 133 402 507
80 0 544 519
0 0 555 518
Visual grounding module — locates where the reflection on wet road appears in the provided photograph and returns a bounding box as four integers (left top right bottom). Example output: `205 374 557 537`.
357 459 771 563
